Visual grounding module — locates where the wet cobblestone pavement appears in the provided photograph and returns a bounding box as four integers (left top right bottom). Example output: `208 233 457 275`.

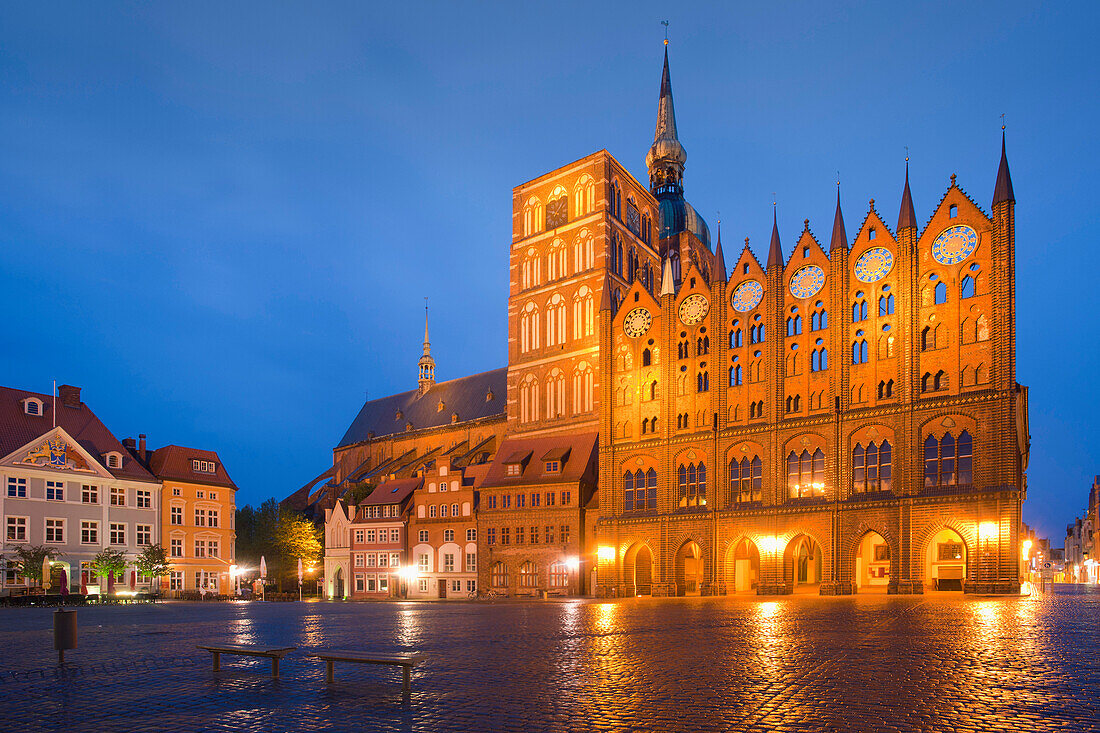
1 589 1098 732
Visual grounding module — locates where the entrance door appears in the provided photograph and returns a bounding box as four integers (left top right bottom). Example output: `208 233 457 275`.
634 546 653 595
438 579 447 599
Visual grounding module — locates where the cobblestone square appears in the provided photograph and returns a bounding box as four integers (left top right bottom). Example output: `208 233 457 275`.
1 590 1098 732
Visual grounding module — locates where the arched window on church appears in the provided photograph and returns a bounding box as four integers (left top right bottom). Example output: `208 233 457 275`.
879 292 895 316
546 294 566 347
572 362 593 414
677 462 706 507
961 276 975 299
573 230 594 273
546 368 565 419
520 302 540 353
787 448 825 499
696 371 709 393
520 375 539 423
610 180 622 219
852 292 869 323
729 362 743 386
935 282 947 305
572 286 593 339
547 239 567 281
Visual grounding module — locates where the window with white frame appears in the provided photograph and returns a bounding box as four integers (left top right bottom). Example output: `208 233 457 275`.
109 523 125 546
192 459 216 473
170 539 183 557
170 506 183 525
137 490 151 508
451 503 458 517
354 553 365 567
172 488 181 497
418 529 429 542
354 529 365 543
466 528 477 542
451 579 462 592
7 517 27 542
196 491 204 499
208 539 219 558
81 520 98 544
444 529 455 542
366 529 376 543
169 571 183 590
82 484 98 504
378 553 389 568
378 575 389 593
106 454 121 469
209 491 217 501
194 540 206 558
444 554 455 572
390 552 400 567
7 477 26 498
418 553 429 572
418 579 428 593
46 518 65 543
466 579 477 593
366 575 377 592
46 481 64 501
209 509 219 528
355 574 365 592
110 487 125 506
390 529 400 542
466 552 477 572
135 524 150 546
194 509 206 527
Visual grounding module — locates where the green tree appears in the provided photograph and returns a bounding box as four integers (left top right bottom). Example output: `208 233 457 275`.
7 545 58 586
92 548 128 592
273 512 322 591
135 544 171 591
345 482 376 505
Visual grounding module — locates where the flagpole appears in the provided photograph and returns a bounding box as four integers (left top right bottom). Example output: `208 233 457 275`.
52 380 56 427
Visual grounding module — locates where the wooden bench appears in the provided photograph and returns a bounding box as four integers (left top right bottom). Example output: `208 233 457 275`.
196 644 297 678
310 650 425 701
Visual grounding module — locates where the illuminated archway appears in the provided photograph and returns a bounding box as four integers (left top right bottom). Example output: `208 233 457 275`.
674 540 705 596
854 531 889 593
332 567 345 600
783 534 822 593
624 542 655 596
725 538 760 594
925 528 967 591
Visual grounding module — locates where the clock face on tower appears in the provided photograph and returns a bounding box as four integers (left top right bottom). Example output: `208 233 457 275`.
731 280 764 312
678 294 710 325
931 225 978 265
854 247 894 283
622 307 652 338
789 265 825 299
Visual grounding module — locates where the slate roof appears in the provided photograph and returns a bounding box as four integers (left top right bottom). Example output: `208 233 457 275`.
0 384 157 483
480 432 598 489
337 368 507 448
147 445 238 490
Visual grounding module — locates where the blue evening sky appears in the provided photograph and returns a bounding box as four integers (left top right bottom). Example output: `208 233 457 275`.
1 3 1095 541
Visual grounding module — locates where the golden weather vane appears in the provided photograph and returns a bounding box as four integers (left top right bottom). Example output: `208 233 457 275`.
662 20 669 45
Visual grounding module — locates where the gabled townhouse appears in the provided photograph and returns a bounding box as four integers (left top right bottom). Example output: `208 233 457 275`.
0 385 161 593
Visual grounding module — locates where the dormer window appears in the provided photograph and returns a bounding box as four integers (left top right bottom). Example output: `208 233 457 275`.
545 461 560 473
105 452 122 469
505 464 522 476
486 389 494 402
23 398 44 416
192 459 216 473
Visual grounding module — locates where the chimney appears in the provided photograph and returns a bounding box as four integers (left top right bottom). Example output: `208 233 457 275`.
122 438 137 451
139 434 147 461
58 385 81 408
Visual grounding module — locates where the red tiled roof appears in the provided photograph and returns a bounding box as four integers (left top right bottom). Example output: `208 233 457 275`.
147 445 238 489
481 432 598 488
0 385 157 483
359 477 421 506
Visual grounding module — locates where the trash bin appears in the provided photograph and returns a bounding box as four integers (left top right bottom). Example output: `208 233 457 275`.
539 590 548 600
54 609 77 663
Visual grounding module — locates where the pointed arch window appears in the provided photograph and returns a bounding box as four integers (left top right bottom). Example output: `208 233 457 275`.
853 294 869 322
786 314 803 336
491 561 509 588
787 449 826 499
811 347 828 372
879 293 895 316
729 456 762 505
572 363 593 414
729 364 743 386
811 309 828 331
520 303 540 353
924 431 973 487
852 339 869 364
877 379 895 399
678 462 706 507
520 375 539 423
697 335 710 355
730 321 743 348
934 282 947 305
624 468 657 511
961 276 975 299
750 324 765 344
853 440 892 493
696 371 709 392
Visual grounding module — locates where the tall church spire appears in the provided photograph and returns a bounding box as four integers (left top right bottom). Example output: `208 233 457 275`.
767 206 784 269
993 128 1015 206
830 184 848 252
417 300 435 395
646 45 687 194
714 220 727 282
898 159 917 231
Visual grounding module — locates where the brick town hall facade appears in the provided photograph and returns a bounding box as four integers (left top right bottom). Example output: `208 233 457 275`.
301 46 1028 598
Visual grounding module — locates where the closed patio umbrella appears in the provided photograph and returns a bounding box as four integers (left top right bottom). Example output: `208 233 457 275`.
80 571 88 596
59 569 68 597
260 556 267 579
130 570 136 591
42 557 52 591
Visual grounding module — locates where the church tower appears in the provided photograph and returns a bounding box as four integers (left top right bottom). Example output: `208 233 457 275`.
417 303 435 396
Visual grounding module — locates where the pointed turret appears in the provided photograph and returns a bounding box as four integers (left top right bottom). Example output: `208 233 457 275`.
766 208 784 269
600 274 613 312
830 186 847 252
993 129 1015 206
417 303 436 395
660 255 676 297
714 223 727 282
898 161 917 231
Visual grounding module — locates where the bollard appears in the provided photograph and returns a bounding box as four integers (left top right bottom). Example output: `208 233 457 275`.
54 609 77 664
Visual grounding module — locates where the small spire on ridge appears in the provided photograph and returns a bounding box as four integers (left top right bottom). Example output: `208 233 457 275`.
714 217 727 282
898 156 917 231
993 121 1015 206
767 202 784 269
830 182 847 252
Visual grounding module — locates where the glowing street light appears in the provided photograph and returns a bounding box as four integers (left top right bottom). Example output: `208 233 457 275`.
978 522 999 542
597 546 616 562
564 556 581 571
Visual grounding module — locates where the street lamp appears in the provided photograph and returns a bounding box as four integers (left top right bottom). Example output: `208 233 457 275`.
399 565 418 599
